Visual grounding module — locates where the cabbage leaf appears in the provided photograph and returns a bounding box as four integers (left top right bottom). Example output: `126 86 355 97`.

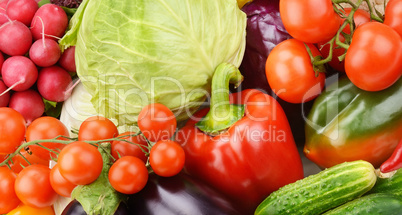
60 0 246 126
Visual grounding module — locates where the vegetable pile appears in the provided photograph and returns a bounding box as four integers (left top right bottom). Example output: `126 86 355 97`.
0 0 402 214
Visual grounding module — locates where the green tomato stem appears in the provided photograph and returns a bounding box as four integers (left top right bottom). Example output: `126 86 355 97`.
0 132 148 168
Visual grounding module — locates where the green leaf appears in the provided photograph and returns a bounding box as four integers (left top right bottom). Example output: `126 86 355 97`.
43 98 63 118
38 0 51 7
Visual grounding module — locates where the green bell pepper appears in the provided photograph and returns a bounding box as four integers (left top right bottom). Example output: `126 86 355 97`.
304 76 402 168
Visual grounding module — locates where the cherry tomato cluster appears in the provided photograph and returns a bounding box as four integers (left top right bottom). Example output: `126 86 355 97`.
266 0 402 104
0 102 185 213
0 0 76 125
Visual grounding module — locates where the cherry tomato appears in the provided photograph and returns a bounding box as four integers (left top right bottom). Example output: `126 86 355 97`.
7 204 55 215
0 167 20 214
345 22 402 91
14 164 58 208
280 0 341 43
9 150 49 174
108 156 149 194
384 0 402 37
149 140 185 177
111 132 149 163
0 107 26 154
78 116 119 143
138 103 177 142
265 39 326 103
49 163 77 197
342 8 371 35
26 116 70 160
318 33 346 72
57 141 103 185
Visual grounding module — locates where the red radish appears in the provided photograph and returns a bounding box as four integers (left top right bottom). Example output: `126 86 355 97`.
9 89 44 124
29 38 61 67
0 50 4 68
30 3 68 40
0 0 9 26
58 46 76 73
0 80 10 107
1 56 38 92
37 66 72 102
6 0 38 26
0 20 32 56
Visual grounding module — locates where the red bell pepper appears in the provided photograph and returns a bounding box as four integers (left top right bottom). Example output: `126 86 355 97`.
175 63 304 214
380 139 402 173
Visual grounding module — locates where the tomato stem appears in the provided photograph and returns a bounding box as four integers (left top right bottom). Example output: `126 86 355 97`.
0 132 148 168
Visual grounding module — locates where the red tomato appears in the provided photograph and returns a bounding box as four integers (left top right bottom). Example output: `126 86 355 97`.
345 22 402 91
0 107 26 154
111 132 149 163
384 0 402 37
14 164 58 208
78 116 119 143
49 163 77 197
138 103 177 142
149 140 185 177
280 0 341 43
265 39 326 103
9 150 49 174
26 116 70 160
7 204 55 215
108 156 149 194
0 167 20 214
342 8 371 34
57 141 103 185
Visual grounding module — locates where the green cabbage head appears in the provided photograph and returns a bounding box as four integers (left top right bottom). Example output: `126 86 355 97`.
60 0 247 126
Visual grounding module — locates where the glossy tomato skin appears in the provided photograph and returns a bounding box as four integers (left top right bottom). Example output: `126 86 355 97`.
149 140 185 177
0 107 26 154
384 0 402 37
345 22 402 91
280 0 341 43
265 39 326 103
138 103 177 142
57 141 103 185
0 167 20 214
50 164 77 197
26 116 70 160
108 156 149 194
14 164 58 208
78 116 119 142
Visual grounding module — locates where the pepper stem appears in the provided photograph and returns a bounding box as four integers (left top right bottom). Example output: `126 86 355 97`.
196 63 245 135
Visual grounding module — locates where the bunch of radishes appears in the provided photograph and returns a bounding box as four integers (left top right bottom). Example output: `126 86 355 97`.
0 0 76 125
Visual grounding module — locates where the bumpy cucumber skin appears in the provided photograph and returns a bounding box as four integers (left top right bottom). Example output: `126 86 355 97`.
367 168 402 197
255 160 377 215
323 193 402 215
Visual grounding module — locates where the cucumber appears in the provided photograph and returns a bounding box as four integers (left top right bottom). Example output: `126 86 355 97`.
255 160 377 215
367 168 402 197
323 193 402 215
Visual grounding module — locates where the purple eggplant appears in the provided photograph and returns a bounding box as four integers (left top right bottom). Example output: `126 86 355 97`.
127 172 243 215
